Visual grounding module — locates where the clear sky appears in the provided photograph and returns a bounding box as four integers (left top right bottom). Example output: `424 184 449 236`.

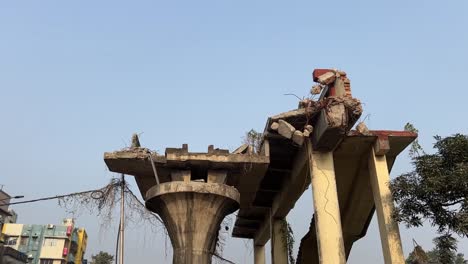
1 0 467 263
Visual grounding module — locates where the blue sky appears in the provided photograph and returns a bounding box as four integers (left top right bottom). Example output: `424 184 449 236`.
1 0 467 263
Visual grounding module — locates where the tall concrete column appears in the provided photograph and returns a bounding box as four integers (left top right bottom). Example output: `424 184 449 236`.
309 146 346 264
145 182 240 264
271 218 288 264
368 148 405 264
254 244 266 264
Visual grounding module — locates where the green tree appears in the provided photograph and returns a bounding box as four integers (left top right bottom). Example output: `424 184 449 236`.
393 133 468 264
455 253 468 264
433 234 458 264
91 251 114 264
243 129 263 153
391 134 468 237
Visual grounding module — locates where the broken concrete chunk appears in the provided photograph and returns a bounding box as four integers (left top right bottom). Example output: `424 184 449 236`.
298 99 309 109
233 144 249 154
334 77 346 97
317 72 336 85
270 122 279 131
343 77 352 97
303 125 313 137
311 85 322 95
292 130 305 146
326 104 347 127
336 70 347 76
356 122 370 135
278 119 296 139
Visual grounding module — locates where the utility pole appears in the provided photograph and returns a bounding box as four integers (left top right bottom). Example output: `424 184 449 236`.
119 173 125 264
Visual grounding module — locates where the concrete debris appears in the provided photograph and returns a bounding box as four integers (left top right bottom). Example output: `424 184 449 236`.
356 122 370 135
334 76 346 97
233 144 250 154
343 77 352 97
266 68 360 151
278 119 296 139
270 122 279 131
270 97 362 131
335 70 346 76
328 97 362 116
270 108 308 122
326 104 347 127
312 68 353 99
299 99 313 109
299 99 309 106
292 130 305 146
311 85 323 95
317 71 336 85
304 125 314 137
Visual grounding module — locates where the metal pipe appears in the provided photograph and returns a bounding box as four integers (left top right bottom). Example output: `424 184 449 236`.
119 174 125 264
149 153 160 185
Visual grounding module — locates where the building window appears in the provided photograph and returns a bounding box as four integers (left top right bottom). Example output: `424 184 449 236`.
6 236 18 245
43 238 58 247
39 259 54 264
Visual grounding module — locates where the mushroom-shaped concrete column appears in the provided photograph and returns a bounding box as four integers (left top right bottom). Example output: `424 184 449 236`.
145 181 240 264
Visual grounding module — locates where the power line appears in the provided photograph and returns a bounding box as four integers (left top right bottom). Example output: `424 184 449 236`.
2 189 102 206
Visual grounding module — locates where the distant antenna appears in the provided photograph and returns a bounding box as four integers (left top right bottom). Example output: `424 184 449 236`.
0 184 4 190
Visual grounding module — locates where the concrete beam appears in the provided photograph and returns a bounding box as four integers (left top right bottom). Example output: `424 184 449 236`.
308 140 346 264
254 145 309 246
368 147 405 264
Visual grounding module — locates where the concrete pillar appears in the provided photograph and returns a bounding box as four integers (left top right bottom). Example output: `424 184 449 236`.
368 148 405 264
145 182 240 264
309 145 346 264
254 244 266 264
271 219 288 264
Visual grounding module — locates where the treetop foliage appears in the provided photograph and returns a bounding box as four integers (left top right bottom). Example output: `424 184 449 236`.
91 251 114 264
406 235 467 264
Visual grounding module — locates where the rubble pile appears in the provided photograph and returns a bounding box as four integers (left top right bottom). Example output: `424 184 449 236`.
265 69 363 150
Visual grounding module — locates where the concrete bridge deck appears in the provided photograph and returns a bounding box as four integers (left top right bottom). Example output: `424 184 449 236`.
104 68 416 264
